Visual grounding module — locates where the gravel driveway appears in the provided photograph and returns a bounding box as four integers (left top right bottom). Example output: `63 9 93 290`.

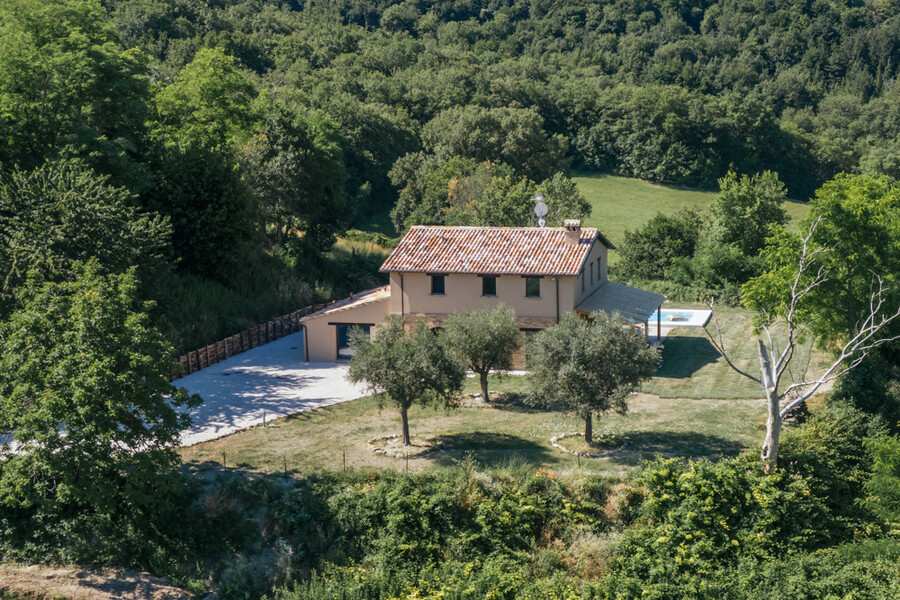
174 333 365 446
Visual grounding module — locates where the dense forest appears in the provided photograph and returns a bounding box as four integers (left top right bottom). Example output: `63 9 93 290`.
4 0 900 350
3 1 900 599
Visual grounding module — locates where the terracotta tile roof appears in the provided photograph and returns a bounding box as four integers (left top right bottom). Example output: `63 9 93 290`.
300 286 390 322
379 225 608 276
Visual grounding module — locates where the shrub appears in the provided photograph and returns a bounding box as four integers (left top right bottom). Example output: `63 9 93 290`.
600 455 831 599
617 210 704 281
779 402 888 536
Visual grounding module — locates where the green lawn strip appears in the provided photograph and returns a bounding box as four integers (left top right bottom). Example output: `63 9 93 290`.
644 305 830 399
180 307 830 476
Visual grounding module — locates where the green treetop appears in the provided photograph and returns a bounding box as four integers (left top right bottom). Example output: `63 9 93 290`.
347 316 464 446
528 312 659 445
442 304 521 403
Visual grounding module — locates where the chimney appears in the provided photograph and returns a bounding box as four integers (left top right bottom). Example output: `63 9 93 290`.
563 219 581 246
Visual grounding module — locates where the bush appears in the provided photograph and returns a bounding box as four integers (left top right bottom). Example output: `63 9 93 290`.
780 402 887 536
610 276 743 306
829 353 900 431
863 435 900 525
617 210 704 281
599 455 832 599
734 538 900 600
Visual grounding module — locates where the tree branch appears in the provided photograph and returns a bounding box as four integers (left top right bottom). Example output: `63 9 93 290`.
704 300 763 385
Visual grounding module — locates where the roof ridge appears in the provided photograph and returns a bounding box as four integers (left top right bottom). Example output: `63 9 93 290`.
408 224 599 231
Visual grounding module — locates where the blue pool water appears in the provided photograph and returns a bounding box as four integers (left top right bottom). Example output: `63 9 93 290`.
648 310 693 323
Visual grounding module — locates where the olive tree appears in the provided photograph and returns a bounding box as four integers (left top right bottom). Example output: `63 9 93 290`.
442 304 521 403
528 312 660 444
347 316 465 446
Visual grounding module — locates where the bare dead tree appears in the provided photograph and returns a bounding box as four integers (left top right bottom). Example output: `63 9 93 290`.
705 217 900 472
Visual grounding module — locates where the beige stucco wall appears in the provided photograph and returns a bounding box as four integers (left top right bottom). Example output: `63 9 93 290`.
391 272 578 319
575 240 609 305
305 236 610 363
302 297 390 362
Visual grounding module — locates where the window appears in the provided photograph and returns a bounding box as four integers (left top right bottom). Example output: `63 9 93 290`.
482 276 497 296
525 277 541 298
597 257 602 280
590 262 594 285
430 274 445 295
581 272 585 292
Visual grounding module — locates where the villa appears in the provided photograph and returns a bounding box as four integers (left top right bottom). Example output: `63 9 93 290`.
299 220 665 364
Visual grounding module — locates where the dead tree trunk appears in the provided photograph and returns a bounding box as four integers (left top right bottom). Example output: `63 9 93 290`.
758 340 782 472
705 217 900 472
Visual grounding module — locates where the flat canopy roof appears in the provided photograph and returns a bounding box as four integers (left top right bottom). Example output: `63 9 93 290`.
575 281 665 323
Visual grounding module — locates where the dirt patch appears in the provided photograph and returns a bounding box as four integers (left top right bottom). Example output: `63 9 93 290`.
0 564 194 600
368 434 440 458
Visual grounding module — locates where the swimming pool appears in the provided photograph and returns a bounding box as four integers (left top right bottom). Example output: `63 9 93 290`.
647 309 712 328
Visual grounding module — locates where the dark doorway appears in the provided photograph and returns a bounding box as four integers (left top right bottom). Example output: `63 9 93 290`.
337 324 372 359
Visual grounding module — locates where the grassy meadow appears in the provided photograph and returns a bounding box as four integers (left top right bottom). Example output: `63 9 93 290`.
354 173 811 250
574 173 811 250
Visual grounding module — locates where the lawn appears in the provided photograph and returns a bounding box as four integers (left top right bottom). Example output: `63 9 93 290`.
643 304 830 399
179 387 764 479
352 174 811 266
574 173 810 249
178 304 831 477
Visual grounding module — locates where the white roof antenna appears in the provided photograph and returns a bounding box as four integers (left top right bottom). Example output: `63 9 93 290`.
533 193 548 227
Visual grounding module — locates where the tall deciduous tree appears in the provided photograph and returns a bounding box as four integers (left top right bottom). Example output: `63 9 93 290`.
347 316 464 446
422 105 570 182
148 47 259 281
710 177 900 471
528 312 659 445
238 102 347 249
0 262 200 528
442 304 521 403
0 0 151 191
707 171 788 257
0 160 171 319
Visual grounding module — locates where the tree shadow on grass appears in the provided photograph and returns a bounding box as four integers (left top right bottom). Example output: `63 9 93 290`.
655 336 721 379
477 392 556 414
427 432 558 468
594 430 745 467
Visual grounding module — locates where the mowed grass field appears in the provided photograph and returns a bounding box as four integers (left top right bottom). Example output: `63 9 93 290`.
180 388 764 480
574 173 810 250
353 173 811 252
